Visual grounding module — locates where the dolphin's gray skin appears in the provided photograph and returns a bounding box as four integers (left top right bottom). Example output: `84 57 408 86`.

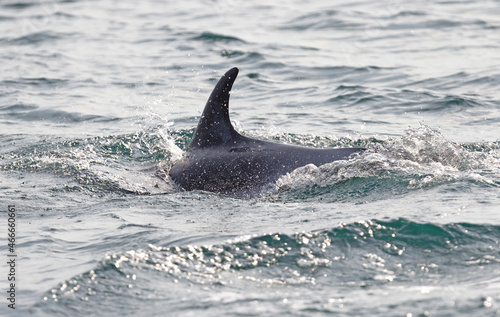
169 67 365 194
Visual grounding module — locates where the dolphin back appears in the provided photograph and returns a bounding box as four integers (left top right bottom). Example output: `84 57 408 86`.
169 67 366 195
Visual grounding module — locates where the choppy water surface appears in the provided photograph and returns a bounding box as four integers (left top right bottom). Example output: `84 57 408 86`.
1 0 500 316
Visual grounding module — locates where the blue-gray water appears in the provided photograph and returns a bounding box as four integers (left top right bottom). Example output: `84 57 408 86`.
1 0 500 316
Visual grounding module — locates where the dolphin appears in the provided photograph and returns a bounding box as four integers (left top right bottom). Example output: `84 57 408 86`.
169 67 365 195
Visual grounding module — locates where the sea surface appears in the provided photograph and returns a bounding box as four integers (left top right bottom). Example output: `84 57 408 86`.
1 0 500 316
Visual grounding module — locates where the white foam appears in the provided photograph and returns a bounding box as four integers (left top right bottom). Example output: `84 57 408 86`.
274 125 499 192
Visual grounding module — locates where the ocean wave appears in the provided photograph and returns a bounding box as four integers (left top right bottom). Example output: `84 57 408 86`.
4 30 68 45
1 77 69 87
191 32 246 43
279 9 364 31
34 218 500 315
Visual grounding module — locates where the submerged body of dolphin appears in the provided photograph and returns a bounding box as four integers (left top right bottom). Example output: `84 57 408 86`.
169 67 365 194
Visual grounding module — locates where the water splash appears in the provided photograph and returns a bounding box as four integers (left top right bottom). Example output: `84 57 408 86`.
274 125 499 196
0 126 182 195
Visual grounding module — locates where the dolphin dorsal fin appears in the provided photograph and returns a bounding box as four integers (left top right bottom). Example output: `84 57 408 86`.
188 67 241 150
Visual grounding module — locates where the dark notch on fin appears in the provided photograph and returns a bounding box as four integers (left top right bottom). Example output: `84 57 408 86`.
188 67 241 150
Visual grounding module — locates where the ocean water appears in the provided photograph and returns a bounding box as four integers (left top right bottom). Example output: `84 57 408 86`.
1 0 500 316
